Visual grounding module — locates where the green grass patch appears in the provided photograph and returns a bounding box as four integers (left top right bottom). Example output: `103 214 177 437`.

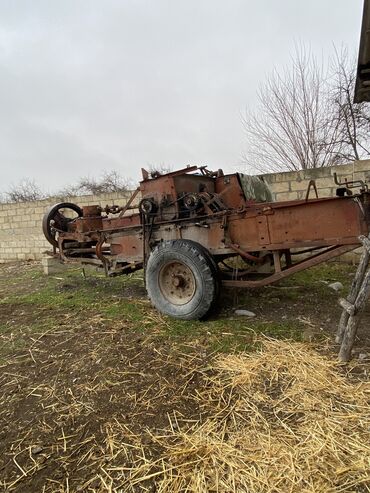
281 262 353 289
158 315 303 353
0 260 354 360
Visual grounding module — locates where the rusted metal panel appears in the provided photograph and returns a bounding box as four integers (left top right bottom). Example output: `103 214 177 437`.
215 174 246 209
109 234 143 261
256 214 271 245
223 196 368 252
82 205 102 217
43 165 370 289
102 213 141 231
75 216 103 233
173 174 215 194
267 198 365 244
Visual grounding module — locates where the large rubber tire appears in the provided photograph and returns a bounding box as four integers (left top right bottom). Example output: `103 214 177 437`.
146 240 219 320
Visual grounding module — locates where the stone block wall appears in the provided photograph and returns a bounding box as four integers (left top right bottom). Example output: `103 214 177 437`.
0 160 369 262
0 191 132 262
261 160 370 201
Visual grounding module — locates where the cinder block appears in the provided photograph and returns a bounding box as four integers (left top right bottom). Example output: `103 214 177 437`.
275 191 297 201
41 256 69 275
353 171 366 182
35 239 48 247
269 181 291 193
330 163 354 176
290 177 334 192
290 180 310 192
315 177 337 189
351 159 370 172
316 187 333 197
303 167 331 180
4 254 17 260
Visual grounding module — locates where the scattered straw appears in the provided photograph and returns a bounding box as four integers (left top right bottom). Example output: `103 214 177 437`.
127 339 370 493
2 305 369 493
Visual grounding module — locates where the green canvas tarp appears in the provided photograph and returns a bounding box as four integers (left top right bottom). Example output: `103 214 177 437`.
238 174 273 203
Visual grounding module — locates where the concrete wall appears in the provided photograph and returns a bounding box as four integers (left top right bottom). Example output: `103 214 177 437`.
0 160 369 262
0 191 132 262
261 159 370 201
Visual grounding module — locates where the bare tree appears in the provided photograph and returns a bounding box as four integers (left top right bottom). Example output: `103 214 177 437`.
1 170 133 203
242 47 348 173
57 170 132 197
331 47 370 162
5 179 45 203
148 163 173 177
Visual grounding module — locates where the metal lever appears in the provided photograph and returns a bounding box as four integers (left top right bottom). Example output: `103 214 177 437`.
333 172 368 192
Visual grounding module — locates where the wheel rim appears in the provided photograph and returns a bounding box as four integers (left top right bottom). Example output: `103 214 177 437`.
158 261 196 305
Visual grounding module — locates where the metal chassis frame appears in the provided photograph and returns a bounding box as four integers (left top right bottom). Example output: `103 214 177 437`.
222 245 356 288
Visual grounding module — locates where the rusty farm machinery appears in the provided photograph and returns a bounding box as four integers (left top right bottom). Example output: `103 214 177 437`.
42 166 370 325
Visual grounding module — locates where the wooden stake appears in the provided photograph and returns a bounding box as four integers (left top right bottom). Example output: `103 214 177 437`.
338 269 370 362
336 247 369 343
337 234 370 362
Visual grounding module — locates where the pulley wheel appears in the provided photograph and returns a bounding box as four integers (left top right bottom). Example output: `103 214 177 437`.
42 202 83 247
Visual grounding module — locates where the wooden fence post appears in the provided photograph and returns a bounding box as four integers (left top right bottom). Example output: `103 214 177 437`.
337 235 370 362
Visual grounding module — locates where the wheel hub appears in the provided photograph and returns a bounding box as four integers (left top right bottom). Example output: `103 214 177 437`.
158 261 196 305
172 275 185 288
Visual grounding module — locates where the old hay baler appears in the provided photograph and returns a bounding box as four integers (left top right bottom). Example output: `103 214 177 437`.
43 166 370 321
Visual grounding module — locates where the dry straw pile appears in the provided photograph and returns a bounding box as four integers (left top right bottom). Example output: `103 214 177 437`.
126 339 370 492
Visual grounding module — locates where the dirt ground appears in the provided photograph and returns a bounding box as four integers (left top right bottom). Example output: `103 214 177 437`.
0 260 369 492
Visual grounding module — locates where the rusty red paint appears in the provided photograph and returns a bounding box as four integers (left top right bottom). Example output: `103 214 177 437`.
43 166 370 287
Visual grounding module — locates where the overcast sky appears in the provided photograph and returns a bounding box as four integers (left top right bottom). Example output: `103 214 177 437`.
0 0 364 194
